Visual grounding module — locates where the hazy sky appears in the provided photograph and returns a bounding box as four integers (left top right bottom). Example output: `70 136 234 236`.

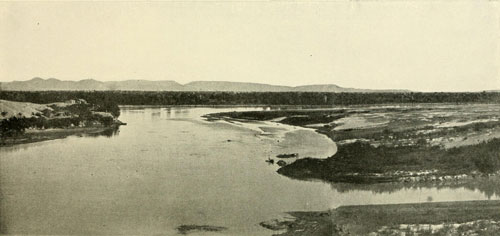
1 1 498 91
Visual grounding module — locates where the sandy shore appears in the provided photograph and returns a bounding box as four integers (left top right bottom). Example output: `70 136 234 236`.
210 115 337 159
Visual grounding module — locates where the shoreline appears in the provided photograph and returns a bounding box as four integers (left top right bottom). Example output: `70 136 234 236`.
205 105 500 184
261 200 500 236
0 123 122 147
204 114 337 159
1 99 125 147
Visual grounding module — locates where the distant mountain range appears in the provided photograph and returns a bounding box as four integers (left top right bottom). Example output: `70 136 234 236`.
0 78 411 93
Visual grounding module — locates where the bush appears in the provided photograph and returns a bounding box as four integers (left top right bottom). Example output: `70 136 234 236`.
95 101 120 118
473 151 500 174
0 117 28 137
94 115 114 126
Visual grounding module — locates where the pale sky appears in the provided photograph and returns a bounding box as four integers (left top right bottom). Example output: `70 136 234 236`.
0 1 498 92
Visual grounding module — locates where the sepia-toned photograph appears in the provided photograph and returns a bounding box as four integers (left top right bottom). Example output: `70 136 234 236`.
1 1 499 235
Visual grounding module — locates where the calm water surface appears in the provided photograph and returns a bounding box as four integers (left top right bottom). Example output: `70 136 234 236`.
0 107 497 235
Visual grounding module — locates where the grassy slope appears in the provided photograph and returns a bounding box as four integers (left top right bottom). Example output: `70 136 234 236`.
0 99 49 119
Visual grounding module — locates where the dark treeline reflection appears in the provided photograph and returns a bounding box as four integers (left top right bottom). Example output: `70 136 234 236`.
1 91 500 106
0 126 120 153
327 177 500 199
85 126 120 137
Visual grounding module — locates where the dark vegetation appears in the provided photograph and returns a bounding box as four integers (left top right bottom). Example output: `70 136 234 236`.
0 102 120 139
212 109 349 126
0 116 27 137
278 138 500 183
0 114 114 137
1 91 500 106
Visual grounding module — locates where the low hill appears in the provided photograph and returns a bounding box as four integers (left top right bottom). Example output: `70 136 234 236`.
0 99 50 120
293 84 410 93
184 81 292 92
106 80 184 91
0 78 183 91
0 78 410 93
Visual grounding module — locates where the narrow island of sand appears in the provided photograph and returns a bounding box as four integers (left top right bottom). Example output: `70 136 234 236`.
0 99 125 146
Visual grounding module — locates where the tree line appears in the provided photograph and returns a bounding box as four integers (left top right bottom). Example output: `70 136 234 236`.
1 91 500 106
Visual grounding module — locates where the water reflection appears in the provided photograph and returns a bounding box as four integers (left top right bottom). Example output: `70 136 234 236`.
150 111 161 120
326 177 500 199
164 107 172 118
85 126 121 138
0 126 121 153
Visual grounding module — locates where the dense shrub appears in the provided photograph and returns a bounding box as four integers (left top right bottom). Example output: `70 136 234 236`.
279 138 500 183
472 149 500 174
0 117 27 137
94 101 120 118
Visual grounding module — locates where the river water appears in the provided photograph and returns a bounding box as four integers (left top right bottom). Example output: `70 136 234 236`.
0 107 497 235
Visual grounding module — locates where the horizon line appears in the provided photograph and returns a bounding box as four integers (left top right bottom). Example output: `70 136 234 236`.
1 77 499 93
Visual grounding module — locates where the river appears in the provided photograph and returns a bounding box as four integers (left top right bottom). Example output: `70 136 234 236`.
0 107 497 235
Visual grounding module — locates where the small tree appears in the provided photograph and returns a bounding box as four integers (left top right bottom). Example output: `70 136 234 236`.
0 117 28 137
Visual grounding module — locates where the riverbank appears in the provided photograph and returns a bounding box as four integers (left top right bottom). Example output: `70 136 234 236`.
261 200 500 236
206 104 500 183
278 138 500 183
0 125 121 146
0 99 124 146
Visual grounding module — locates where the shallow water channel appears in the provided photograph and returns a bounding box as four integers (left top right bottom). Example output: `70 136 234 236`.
0 107 497 235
